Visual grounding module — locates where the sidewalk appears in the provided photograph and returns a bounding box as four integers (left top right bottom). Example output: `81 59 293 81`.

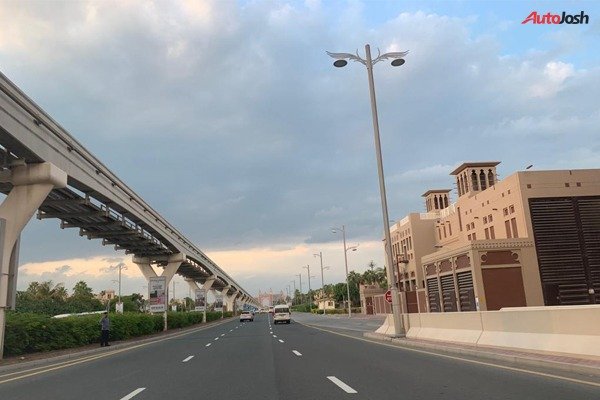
0 317 233 373
364 331 600 378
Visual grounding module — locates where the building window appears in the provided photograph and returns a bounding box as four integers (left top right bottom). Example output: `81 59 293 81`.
511 218 519 238
490 226 495 239
438 228 441 240
484 228 489 239
505 220 512 238
444 196 449 208
488 169 494 187
488 214 493 222
509 205 515 214
473 233 477 240
468 234 472 241
480 170 487 190
526 184 532 189
471 170 479 191
434 196 439 209
443 225 447 238
508 190 511 194
503 207 508 216
483 216 488 224
448 223 452 236
576 182 581 187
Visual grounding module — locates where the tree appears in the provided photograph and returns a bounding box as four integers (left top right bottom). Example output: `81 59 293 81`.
67 281 103 313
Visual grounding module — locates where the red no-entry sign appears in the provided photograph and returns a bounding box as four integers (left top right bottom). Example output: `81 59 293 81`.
385 290 392 304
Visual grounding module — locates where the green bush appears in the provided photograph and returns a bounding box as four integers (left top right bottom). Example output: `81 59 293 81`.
5 309 234 357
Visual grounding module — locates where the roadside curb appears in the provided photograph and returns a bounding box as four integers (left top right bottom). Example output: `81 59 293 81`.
363 332 600 378
0 317 234 374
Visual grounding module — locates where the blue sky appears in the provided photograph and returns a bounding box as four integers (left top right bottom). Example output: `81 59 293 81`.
0 0 598 297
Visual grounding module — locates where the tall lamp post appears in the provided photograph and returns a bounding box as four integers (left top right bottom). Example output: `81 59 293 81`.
327 45 409 336
303 265 313 308
331 225 359 317
290 280 297 305
296 273 303 305
314 252 330 315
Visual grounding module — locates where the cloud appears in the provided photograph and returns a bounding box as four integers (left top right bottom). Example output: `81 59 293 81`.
1 2 599 295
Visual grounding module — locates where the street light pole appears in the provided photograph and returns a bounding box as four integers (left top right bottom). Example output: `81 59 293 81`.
303 265 312 307
327 44 409 336
296 273 302 305
332 225 356 318
364 44 404 336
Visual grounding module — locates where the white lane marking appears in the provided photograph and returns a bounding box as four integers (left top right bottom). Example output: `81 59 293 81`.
327 376 357 394
221 333 225 337
229 329 233 332
273 335 277 338
293 350 302 356
182 356 194 363
214 337 219 341
279 339 284 343
120 388 146 400
205 343 212 347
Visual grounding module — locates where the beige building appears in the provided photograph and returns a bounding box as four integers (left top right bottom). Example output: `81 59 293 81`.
388 162 600 313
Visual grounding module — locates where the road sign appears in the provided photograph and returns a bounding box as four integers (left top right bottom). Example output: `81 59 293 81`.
385 290 392 304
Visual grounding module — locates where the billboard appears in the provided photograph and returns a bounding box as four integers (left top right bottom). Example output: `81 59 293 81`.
195 288 207 311
214 294 224 312
148 276 167 313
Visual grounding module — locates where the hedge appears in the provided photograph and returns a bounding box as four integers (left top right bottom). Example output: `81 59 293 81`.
4 311 232 357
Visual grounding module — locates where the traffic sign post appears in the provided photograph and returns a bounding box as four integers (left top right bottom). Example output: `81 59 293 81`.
385 290 392 304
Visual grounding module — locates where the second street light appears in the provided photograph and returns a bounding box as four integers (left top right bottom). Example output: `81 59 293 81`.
327 45 409 336
332 225 359 318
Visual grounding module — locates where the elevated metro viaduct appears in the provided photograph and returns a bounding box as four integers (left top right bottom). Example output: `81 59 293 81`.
0 72 258 358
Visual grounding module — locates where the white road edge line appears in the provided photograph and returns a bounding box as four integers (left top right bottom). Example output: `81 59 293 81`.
182 356 194 363
327 376 357 394
205 343 212 347
120 387 146 400
279 339 284 343
292 350 302 356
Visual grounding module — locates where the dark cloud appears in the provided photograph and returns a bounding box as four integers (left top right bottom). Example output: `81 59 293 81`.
1 2 599 293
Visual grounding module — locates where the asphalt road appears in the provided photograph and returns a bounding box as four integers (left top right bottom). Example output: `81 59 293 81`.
0 314 598 399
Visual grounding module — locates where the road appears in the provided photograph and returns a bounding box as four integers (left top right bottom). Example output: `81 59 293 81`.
0 314 598 399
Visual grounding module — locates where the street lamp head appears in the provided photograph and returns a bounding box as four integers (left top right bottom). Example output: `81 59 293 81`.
391 58 406 67
333 59 347 68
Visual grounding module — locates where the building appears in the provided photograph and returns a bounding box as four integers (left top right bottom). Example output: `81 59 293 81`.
388 162 600 313
97 290 115 301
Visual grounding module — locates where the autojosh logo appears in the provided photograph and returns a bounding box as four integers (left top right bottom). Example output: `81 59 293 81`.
522 11 589 24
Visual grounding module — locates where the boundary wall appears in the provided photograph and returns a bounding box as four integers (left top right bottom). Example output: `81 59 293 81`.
400 305 600 357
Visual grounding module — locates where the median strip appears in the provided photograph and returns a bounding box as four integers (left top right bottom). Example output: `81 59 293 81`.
327 376 357 394
120 387 146 400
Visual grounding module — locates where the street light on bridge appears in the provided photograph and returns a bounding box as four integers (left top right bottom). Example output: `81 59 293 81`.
327 44 409 336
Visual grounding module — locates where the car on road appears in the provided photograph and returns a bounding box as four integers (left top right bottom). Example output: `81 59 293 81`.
240 311 254 322
273 305 291 324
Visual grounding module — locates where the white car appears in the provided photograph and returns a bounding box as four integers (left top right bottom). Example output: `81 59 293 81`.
273 305 291 324
240 311 254 322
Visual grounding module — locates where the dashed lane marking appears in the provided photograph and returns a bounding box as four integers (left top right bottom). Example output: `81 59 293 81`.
279 339 284 343
182 356 194 363
205 343 212 347
293 350 302 356
120 388 146 400
327 376 357 394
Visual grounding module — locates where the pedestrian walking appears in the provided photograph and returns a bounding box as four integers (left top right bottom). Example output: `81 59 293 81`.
100 312 111 347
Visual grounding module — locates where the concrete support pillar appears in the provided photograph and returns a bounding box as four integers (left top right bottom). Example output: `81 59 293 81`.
133 253 185 331
0 163 67 359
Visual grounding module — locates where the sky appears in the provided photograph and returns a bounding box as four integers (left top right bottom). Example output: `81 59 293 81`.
1 0 599 301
